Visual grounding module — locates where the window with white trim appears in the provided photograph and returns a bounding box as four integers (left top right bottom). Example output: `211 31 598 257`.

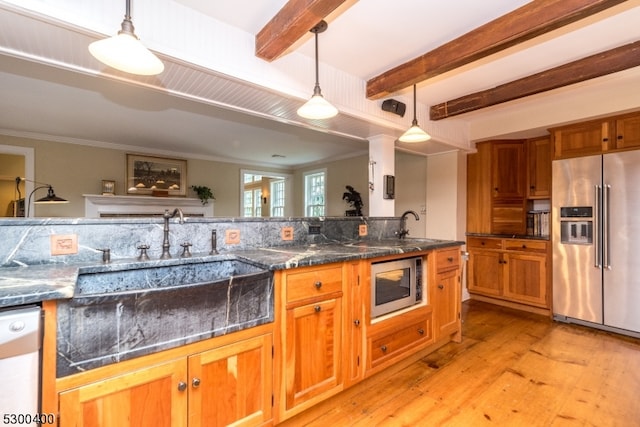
304 170 326 216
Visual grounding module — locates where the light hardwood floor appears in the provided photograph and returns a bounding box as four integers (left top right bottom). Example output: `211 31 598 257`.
280 300 640 426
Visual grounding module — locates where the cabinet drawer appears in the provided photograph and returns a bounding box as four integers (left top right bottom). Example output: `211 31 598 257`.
436 248 460 272
285 265 343 303
369 319 431 368
467 237 502 250
504 239 548 253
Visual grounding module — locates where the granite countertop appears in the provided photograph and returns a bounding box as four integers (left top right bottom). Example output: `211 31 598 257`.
0 238 464 308
466 232 550 241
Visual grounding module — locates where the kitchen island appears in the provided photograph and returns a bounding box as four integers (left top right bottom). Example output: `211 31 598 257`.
1 216 463 426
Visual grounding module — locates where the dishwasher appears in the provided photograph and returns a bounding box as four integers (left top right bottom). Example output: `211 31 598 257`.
0 306 42 418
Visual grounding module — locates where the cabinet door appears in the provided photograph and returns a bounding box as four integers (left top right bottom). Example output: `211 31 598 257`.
503 253 548 307
345 260 364 387
552 121 608 159
59 360 187 427
188 334 273 427
527 137 551 198
285 298 342 410
468 250 503 297
615 114 640 150
491 142 525 199
433 269 460 339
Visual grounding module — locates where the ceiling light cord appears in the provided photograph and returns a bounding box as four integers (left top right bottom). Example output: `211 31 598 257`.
398 84 431 143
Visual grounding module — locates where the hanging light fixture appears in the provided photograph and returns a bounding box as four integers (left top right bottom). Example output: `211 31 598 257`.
398 85 431 143
89 0 164 76
297 20 338 120
15 177 69 217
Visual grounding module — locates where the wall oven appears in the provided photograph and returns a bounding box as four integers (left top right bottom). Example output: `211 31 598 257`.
371 256 423 318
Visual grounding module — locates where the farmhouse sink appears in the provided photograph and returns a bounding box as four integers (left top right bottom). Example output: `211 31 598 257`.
56 258 273 377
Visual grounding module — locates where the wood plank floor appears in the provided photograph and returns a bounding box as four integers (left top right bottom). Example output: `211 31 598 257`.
280 300 640 426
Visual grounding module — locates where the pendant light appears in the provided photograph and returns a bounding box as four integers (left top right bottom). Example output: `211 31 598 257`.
297 21 338 120
398 85 431 143
89 0 164 76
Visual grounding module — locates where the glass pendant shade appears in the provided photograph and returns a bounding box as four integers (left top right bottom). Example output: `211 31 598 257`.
88 0 163 76
297 87 338 119
89 32 164 75
399 84 431 143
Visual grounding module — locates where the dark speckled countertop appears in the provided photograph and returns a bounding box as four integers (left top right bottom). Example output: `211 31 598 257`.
0 238 463 308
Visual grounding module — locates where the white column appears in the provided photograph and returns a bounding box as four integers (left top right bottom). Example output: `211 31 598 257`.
368 134 396 217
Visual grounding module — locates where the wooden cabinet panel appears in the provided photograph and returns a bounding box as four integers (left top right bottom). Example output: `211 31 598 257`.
467 237 503 250
468 250 503 297
615 113 640 149
433 269 460 339
527 137 551 198
285 265 343 304
466 149 492 234
284 298 342 410
188 334 272 427
503 253 547 307
491 142 526 199
552 120 608 159
59 360 187 427
491 200 526 235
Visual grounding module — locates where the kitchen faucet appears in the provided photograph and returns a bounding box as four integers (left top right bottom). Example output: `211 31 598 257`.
396 210 420 239
160 208 185 259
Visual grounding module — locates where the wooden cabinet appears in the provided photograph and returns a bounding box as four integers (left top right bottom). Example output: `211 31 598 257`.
278 263 344 418
551 111 640 159
432 248 461 340
527 136 551 199
491 141 526 200
58 332 273 427
467 237 549 311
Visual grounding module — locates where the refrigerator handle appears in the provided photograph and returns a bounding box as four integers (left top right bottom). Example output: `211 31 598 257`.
594 184 602 269
603 184 611 269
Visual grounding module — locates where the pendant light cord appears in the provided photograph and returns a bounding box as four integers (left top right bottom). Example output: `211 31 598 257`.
412 85 418 126
313 29 321 95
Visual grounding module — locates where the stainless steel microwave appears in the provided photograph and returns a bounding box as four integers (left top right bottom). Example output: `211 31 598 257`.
370 256 423 318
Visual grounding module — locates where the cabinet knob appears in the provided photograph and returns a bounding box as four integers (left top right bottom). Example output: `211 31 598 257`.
618 135 623 140
381 345 388 352
192 378 201 388
354 319 361 327
447 257 454 262
438 284 444 290
177 381 187 392
603 137 609 142
522 244 527 249
418 328 425 335
314 281 322 289
314 305 322 313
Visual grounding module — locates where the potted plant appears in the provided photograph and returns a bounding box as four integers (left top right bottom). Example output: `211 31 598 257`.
191 185 214 205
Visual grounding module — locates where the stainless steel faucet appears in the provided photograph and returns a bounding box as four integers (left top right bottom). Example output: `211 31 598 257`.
160 208 185 259
396 210 420 239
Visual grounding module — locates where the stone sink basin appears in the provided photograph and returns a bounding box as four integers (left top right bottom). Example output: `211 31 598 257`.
75 257 268 295
57 257 273 377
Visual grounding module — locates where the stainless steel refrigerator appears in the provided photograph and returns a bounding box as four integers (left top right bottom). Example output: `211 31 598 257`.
552 151 640 337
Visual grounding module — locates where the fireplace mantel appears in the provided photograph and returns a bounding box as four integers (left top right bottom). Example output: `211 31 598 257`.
83 194 214 218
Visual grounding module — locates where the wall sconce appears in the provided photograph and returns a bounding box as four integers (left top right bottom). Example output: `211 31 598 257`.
16 177 69 217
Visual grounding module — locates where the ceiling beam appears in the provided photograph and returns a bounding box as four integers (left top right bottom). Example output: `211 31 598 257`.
255 0 348 61
429 40 640 120
365 0 628 100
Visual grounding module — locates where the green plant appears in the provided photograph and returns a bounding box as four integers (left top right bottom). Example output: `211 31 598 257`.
191 185 214 205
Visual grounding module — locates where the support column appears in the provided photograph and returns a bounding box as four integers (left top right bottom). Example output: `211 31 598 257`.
368 134 396 217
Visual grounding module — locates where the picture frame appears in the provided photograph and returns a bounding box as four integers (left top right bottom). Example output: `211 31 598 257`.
126 154 187 196
101 180 116 195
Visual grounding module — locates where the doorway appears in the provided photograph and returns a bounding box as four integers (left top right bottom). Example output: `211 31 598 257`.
0 144 34 217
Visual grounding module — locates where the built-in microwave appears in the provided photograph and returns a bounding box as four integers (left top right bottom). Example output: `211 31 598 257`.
370 256 423 318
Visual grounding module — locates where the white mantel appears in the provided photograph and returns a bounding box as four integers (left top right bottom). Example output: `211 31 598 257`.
83 194 214 218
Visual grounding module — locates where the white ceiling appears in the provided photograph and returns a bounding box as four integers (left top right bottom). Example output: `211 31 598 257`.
1 0 639 169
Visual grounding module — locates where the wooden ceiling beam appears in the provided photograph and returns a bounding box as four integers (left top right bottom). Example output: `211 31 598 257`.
366 0 627 100
256 0 348 62
429 40 640 120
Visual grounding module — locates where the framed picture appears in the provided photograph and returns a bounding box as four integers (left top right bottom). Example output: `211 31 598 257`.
101 180 116 195
126 154 187 196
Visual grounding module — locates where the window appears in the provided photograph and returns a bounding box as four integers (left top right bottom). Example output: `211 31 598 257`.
304 170 326 216
270 179 285 217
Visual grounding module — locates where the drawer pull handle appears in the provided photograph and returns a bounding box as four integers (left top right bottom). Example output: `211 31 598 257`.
447 257 454 262
418 328 425 335
192 378 201 388
522 244 527 249
314 305 322 313
177 381 187 392
354 319 361 327
381 345 388 352
314 281 322 289
438 284 444 290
